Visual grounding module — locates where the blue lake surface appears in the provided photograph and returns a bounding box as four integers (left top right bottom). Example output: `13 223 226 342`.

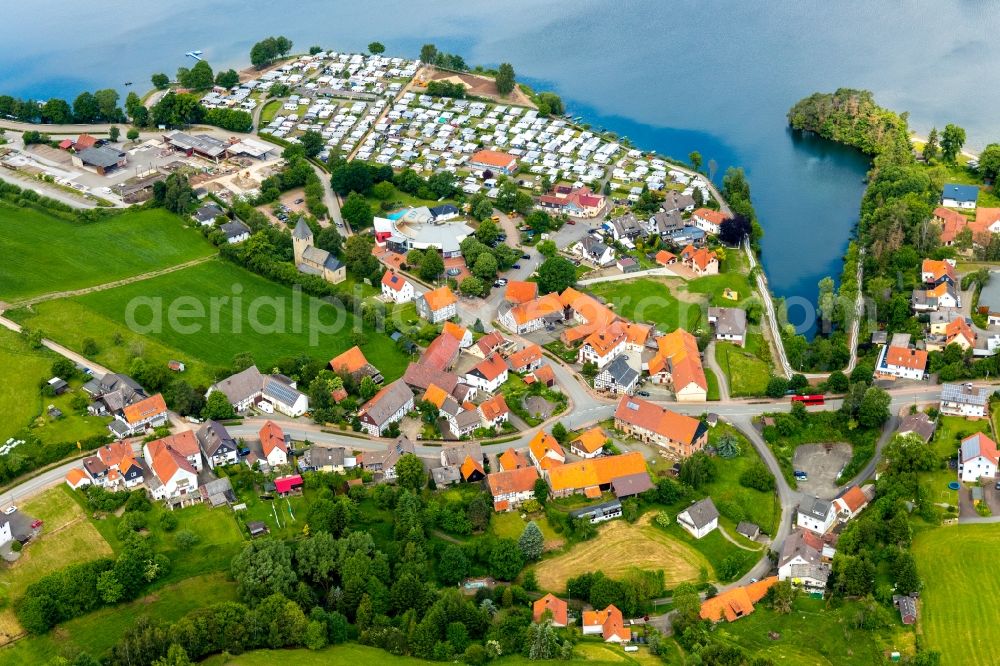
2 1 998 330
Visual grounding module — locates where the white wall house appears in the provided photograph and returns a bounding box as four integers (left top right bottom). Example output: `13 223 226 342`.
958 433 999 482
939 383 990 418
796 497 836 535
381 271 414 304
676 498 719 539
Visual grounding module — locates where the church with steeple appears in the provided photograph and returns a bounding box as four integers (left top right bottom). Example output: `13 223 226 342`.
292 218 346 284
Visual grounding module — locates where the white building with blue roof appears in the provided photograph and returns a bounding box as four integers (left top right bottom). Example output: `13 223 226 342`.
941 183 979 209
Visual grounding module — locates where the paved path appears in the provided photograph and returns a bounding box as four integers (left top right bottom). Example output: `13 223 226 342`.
717 523 759 551
576 266 686 286
11 254 216 308
743 237 792 378
0 315 112 376
704 341 731 401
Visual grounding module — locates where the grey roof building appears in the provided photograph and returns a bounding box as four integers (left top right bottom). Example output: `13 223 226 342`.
707 307 747 343
196 420 237 460
679 497 719 530
76 146 127 171
594 355 639 395
194 203 224 224
611 471 654 498
220 220 251 242
940 382 991 410
896 412 936 442
736 521 760 540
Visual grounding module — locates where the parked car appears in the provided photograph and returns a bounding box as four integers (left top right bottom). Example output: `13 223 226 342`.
637 390 650 397
521 253 530 259
30 519 43 529
294 198 305 204
512 264 521 269
3 506 16 515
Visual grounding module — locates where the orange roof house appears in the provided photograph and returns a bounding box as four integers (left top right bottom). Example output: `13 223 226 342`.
533 594 569 626
122 393 168 425
527 365 556 387
504 280 538 304
502 292 565 330
934 207 970 245
692 207 729 230
614 396 707 457
442 321 471 345
921 258 957 284
259 420 288 458
65 468 91 489
529 431 565 470
507 344 543 372
469 354 508 382
834 485 872 518
419 286 458 321
487 466 539 509
570 426 609 456
546 451 648 498
422 383 450 409
479 394 510 425
699 577 778 623
655 250 677 265
883 346 928 371
461 455 485 481
945 317 977 348
582 604 631 642
648 329 708 401
497 446 530 471
97 441 133 468
972 207 1000 238
329 346 379 379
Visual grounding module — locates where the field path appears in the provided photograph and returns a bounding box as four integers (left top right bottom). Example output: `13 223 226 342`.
11 254 217 308
716 524 759 551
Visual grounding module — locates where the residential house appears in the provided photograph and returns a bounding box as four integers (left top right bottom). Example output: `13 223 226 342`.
654 249 677 266
443 321 473 349
570 427 608 459
206 365 309 417
925 316 976 352
402 362 460 395
498 293 565 334
921 259 957 286
220 220 251 244
606 213 645 243
934 207 970 246
526 365 556 388
797 496 836 535
472 331 510 358
441 442 484 474
417 286 458 323
593 354 639 395
939 382 991 418
613 396 708 457
145 434 200 500
469 149 518 175
196 420 239 469
677 497 719 539
707 307 747 346
874 336 927 381
737 522 760 540
680 244 719 276
487 466 539 511
497 447 531 472
833 485 872 520
647 329 708 401
569 499 624 523
464 354 509 393
82 456 109 485
941 183 978 209
528 431 566 471
894 595 918 626
507 345 544 374
896 412 936 442
359 435 416 480
330 346 384 384
582 605 631 643
699 578 778 623
65 468 93 490
304 444 352 473
532 594 568 626
691 208 728 235
422 332 461 372
381 270 414 303
84 372 146 417
545 451 650 500
358 379 415 436
479 394 510 429
778 529 832 592
573 236 616 267
958 432 999 482
110 393 169 439
578 323 627 369
978 272 1000 326
260 420 290 467
503 281 538 305
538 185 605 218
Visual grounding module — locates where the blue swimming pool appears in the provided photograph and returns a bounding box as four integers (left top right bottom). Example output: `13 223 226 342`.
387 210 405 220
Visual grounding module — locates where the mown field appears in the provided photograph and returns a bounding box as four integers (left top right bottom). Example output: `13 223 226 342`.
532 513 708 592
715 333 772 397
586 277 702 332
0 327 54 444
914 523 1000 666
0 204 215 301
7 260 410 386
0 486 113 644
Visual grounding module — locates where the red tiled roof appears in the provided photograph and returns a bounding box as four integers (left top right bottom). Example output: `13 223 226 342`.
471 354 508 381
330 346 371 374
122 393 167 424
487 465 539 497
504 280 538 304
259 420 287 457
533 594 568 626
422 285 457 311
885 346 928 371
614 395 703 443
470 149 516 169
479 394 509 422
381 270 408 292
422 332 461 371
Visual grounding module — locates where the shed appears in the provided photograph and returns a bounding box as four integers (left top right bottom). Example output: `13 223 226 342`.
247 521 270 538
274 474 303 495
736 521 760 540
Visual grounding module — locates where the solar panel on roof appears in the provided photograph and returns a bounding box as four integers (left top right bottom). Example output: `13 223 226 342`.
627 402 639 410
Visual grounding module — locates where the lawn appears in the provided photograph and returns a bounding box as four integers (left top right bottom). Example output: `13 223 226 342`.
489 511 563 551
1 573 238 664
914 523 1000 666
712 596 891 665
0 486 112 644
684 270 754 308
705 367 721 401
586 277 702 333
714 333 772 397
0 327 56 444
701 425 780 536
532 513 708 593
8 259 410 386
0 204 215 302
259 99 282 124
920 415 988 505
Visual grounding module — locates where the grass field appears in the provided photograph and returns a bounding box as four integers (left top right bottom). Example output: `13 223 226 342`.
490 512 563 551
715 333 772 396
684 270 754 308
701 425 780 536
586 277 702 333
0 204 215 301
0 328 55 444
0 486 112 643
914 523 1000 665
921 415 988 504
0 573 237 664
714 597 889 665
532 513 708 593
8 260 410 386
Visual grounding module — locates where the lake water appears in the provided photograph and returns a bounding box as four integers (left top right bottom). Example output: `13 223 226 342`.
3 1 998 330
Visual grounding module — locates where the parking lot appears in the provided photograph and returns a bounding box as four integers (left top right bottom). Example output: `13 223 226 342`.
792 442 853 499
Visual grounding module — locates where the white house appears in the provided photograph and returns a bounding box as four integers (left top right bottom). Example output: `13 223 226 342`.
676 497 719 539
260 420 290 467
196 421 239 469
358 379 414 437
146 436 200 500
464 354 509 393
0 517 11 548
691 208 728 235
939 383 991 418
874 338 928 381
578 326 627 369
206 366 309 417
958 432 999 483
381 270 414 304
416 286 458 323
941 183 978 210
778 529 832 593
573 236 616 267
796 496 836 535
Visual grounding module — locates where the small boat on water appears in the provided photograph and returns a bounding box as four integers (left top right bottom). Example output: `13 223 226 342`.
185 50 203 61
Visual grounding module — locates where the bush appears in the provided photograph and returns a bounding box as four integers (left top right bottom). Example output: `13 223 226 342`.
739 461 776 491
159 511 179 531
11 540 22 553
175 529 200 548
